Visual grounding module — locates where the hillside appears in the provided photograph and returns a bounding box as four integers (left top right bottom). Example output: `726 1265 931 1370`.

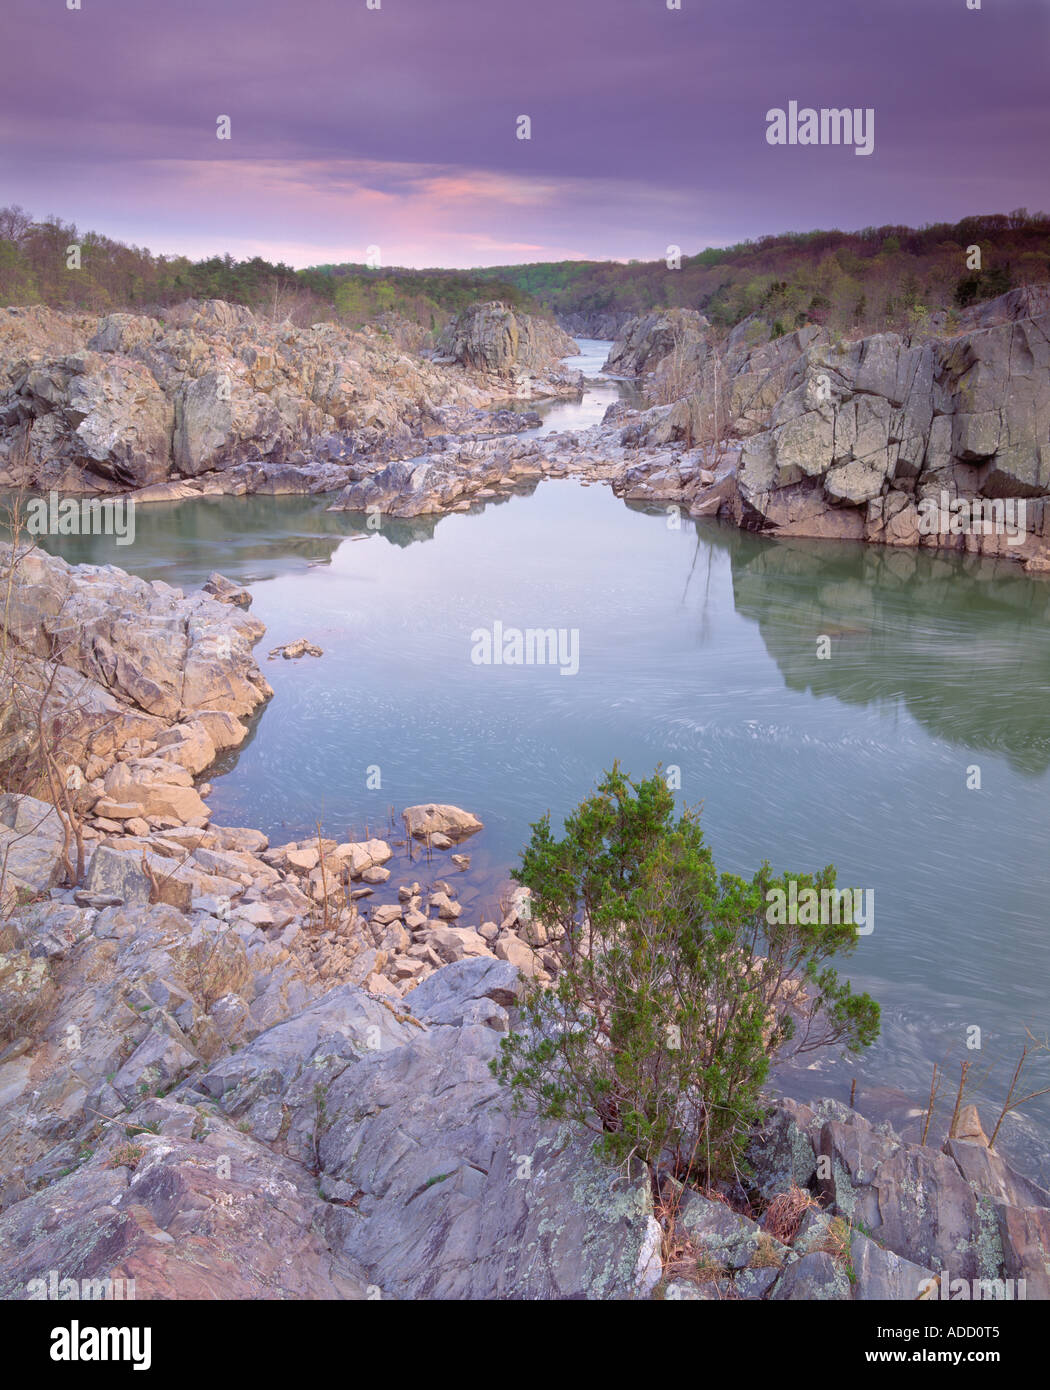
471 212 1050 338
4 205 1049 343
0 205 539 333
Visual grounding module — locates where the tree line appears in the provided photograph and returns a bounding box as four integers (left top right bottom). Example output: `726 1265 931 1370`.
2 205 1047 339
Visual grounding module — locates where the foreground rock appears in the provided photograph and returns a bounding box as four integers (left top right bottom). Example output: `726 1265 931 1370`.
0 542 269 848
0 934 661 1299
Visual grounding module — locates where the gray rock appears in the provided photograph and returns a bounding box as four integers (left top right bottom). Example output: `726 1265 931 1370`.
945 1137 1050 1210
851 1232 935 1300
404 956 522 1018
436 302 579 377
0 1101 372 1299
0 794 68 907
862 1145 986 1281
604 308 710 379
82 845 152 908
677 1191 766 1269
771 1250 852 1300
733 1266 781 1299
317 1018 659 1299
996 1204 1050 1299
747 1097 819 1200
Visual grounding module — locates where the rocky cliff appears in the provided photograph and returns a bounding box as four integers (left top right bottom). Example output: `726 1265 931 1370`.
603 306 711 380
583 288 1050 570
557 308 635 341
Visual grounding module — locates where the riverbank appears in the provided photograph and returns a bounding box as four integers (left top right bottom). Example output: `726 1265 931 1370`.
295 290 1050 573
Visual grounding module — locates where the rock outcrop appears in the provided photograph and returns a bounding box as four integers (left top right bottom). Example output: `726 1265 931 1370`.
0 862 661 1300
0 299 579 494
647 287 1050 569
326 437 549 518
557 308 634 341
590 288 1050 568
0 542 269 850
603 307 711 379
435 301 580 380
722 287 1050 556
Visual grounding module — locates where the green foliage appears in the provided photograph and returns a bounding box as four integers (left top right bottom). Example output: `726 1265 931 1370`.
0 203 544 332
1 203 1046 340
474 214 1050 336
493 765 879 1182
954 263 1014 308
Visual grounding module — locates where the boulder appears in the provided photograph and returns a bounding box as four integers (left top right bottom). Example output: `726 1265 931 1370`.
402 803 483 843
851 1232 934 1301
81 844 152 908
770 1251 851 1300
0 794 69 907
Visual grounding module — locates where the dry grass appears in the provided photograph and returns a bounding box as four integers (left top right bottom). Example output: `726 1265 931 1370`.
107 1142 144 1170
750 1231 786 1269
818 1214 853 1262
762 1181 821 1245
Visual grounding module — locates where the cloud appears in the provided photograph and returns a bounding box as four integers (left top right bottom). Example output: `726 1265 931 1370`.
1 0 1047 265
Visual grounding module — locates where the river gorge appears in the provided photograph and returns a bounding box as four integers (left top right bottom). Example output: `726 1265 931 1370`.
20 337 1050 1177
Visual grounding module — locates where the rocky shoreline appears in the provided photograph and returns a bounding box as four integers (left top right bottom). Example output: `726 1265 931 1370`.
1 543 1048 1299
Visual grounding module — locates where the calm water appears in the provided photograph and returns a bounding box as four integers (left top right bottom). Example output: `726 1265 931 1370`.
19 341 1050 1171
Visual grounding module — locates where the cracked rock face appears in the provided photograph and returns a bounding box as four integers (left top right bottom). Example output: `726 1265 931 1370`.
598 287 1050 569
726 287 1050 562
0 543 270 843
435 301 580 379
603 308 711 380
0 951 661 1301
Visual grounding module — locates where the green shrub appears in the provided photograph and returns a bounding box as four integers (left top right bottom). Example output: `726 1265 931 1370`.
493 765 879 1182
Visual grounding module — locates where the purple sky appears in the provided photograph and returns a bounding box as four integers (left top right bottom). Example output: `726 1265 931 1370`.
2 0 1048 268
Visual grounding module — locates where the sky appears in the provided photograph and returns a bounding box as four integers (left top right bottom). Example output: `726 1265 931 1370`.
1 0 1048 269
